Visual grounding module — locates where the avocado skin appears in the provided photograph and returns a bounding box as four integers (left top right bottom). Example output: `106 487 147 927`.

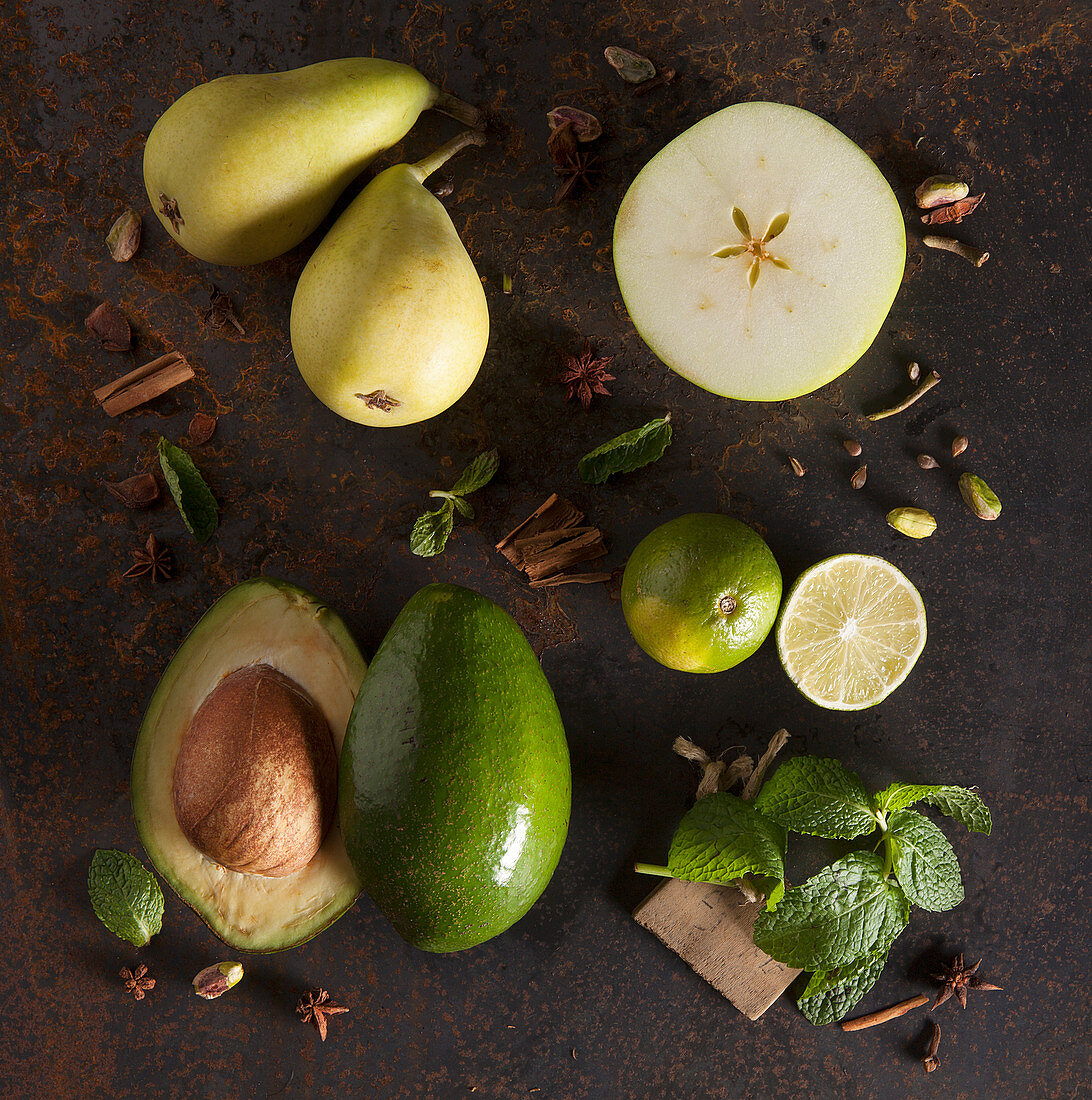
339 583 571 952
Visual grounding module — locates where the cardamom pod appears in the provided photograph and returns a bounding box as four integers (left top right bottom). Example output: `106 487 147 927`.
914 175 969 209
958 473 1002 520
887 507 937 539
193 961 244 999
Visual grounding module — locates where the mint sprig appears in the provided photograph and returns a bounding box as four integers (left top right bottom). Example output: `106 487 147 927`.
88 849 164 947
578 415 672 484
158 437 218 542
638 751 991 1024
666 792 786 885
410 449 499 558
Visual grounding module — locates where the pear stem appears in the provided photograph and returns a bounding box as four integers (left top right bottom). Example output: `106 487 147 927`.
432 91 483 129
411 130 486 184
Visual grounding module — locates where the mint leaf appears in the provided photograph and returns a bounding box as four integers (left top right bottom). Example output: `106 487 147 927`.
874 782 991 835
157 437 218 543
452 496 474 519
450 448 499 496
578 415 672 484
88 849 164 947
887 809 964 912
753 757 877 839
752 852 909 971
410 502 454 557
797 950 888 1026
667 792 785 885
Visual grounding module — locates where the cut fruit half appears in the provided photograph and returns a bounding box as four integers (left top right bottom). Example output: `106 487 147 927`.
613 102 906 401
131 578 365 951
777 554 926 710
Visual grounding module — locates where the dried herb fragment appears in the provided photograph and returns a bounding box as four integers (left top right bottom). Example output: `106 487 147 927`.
867 371 941 421
158 193 184 233
85 302 131 352
107 209 142 261
556 340 615 409
923 236 989 267
122 533 173 583
604 45 656 83
120 964 156 1001
548 121 600 203
356 389 402 412
297 988 349 1041
921 193 985 226
203 285 245 334
93 352 195 417
578 415 672 484
789 456 806 477
632 67 676 96
496 494 608 587
106 473 160 509
188 412 217 445
547 106 602 142
158 437 218 543
932 954 1002 1009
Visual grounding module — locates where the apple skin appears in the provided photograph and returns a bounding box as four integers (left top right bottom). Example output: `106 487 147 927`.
613 102 906 402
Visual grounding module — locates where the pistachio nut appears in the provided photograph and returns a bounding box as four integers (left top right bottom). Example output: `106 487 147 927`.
193 961 244 1000
106 209 142 262
886 507 937 539
958 473 1002 520
914 174 970 209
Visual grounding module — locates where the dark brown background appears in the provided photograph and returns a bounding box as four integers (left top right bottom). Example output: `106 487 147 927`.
1 1 1089 1097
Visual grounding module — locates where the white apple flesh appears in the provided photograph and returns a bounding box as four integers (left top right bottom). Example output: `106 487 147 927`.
613 102 905 401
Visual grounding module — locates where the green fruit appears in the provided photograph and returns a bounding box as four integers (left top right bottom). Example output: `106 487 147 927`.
613 102 905 401
339 584 570 951
131 577 365 951
621 514 782 673
290 132 489 427
143 58 479 266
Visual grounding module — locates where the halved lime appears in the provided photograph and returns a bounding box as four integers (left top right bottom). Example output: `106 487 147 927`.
777 554 926 710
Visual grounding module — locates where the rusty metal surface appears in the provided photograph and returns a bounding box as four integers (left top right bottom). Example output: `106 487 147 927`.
1 0 1089 1096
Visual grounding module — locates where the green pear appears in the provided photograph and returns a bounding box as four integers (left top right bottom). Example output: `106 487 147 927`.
290 132 489 428
143 58 479 266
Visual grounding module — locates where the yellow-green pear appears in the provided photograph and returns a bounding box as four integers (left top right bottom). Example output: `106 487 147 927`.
290 132 489 428
143 58 479 266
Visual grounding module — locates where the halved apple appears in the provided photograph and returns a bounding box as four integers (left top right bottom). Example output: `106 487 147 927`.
613 102 905 401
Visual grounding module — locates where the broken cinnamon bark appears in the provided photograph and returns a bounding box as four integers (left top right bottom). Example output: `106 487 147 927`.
93 352 195 417
496 494 609 587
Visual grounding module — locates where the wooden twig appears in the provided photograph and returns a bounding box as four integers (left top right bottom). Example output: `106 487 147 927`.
867 371 941 421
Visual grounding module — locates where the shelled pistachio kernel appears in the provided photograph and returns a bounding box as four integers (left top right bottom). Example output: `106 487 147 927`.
958 473 1002 520
887 507 937 539
193 962 244 1000
915 175 969 209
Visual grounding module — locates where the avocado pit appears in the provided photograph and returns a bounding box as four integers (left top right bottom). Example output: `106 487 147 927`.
172 663 338 878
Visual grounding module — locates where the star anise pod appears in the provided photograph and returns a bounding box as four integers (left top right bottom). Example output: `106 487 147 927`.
931 954 1002 1009
548 121 600 203
122 534 173 583
556 340 615 410
296 988 349 1041
120 964 155 1000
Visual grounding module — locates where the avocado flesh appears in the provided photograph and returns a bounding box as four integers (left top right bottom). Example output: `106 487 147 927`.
340 583 571 952
131 577 365 952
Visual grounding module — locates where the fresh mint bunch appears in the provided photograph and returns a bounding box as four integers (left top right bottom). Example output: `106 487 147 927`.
638 753 990 1025
410 449 499 558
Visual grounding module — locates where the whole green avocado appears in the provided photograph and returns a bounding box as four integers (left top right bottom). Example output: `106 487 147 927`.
339 584 571 952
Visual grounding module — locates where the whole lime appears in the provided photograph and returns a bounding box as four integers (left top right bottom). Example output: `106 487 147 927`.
621 514 782 673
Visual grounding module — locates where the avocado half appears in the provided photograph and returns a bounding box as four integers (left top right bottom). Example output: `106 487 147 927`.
131 577 365 952
339 583 571 952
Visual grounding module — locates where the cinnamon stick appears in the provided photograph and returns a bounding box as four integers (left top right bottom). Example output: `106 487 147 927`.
841 994 929 1032
93 352 194 416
